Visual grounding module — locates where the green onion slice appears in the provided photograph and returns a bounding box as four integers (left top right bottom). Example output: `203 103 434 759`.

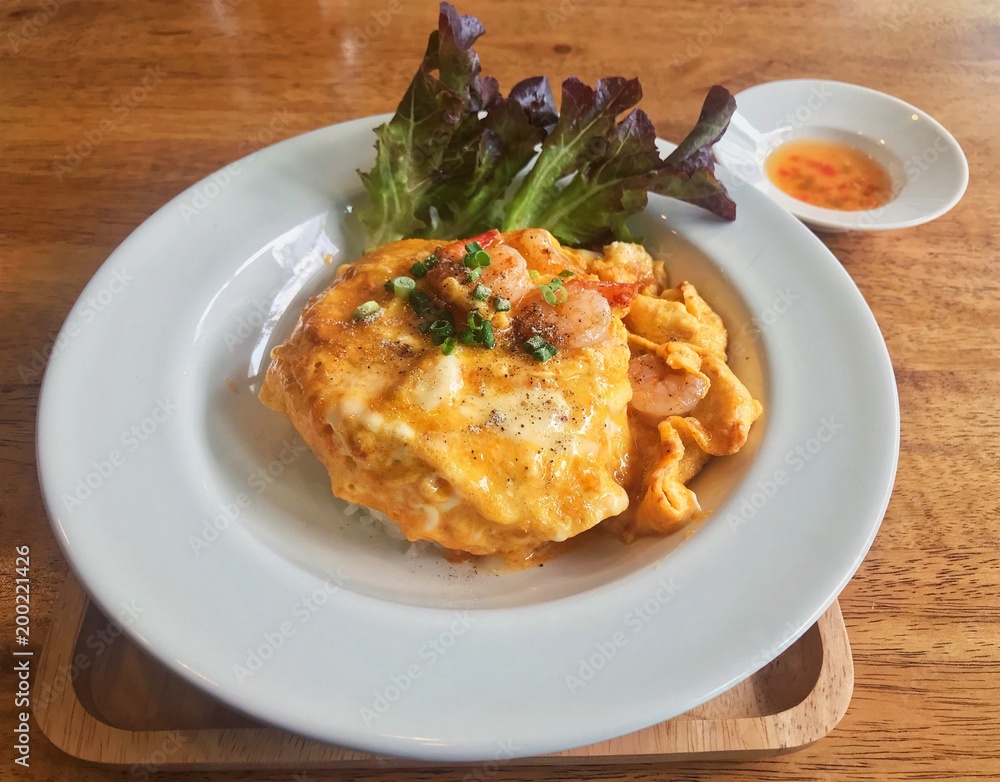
481 320 495 349
524 335 557 362
385 276 416 297
408 290 434 317
462 242 492 270
539 279 568 305
428 318 455 345
352 301 381 320
472 283 491 301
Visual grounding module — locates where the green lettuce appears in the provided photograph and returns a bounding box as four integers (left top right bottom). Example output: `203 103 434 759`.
356 3 736 247
356 3 555 245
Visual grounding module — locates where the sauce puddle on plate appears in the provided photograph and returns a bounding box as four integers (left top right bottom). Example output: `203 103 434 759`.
765 139 894 211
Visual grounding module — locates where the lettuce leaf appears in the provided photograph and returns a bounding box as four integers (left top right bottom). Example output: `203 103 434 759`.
356 3 736 248
424 76 556 237
649 84 737 220
501 77 643 234
503 105 658 245
502 82 736 245
356 3 555 244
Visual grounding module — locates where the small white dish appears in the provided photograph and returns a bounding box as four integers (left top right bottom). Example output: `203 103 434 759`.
715 79 969 232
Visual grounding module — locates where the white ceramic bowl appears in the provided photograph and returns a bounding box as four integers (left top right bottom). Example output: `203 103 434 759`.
714 79 969 232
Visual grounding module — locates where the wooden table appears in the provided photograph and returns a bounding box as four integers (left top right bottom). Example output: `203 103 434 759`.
2 1 996 779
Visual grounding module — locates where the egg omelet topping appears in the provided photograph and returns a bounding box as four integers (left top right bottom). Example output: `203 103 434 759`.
260 228 761 562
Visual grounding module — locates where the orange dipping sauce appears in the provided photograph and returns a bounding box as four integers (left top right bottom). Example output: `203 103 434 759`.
765 139 894 211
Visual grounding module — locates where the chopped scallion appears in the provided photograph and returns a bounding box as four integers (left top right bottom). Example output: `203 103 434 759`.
428 318 455 345
539 278 568 305
385 276 416 297
353 301 381 320
481 320 495 349
472 283 491 301
524 335 557 362
462 242 492 270
408 289 434 317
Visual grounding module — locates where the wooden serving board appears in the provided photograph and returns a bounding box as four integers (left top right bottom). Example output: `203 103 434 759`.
34 573 853 768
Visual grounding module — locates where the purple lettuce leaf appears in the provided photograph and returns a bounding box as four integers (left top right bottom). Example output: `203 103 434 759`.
501 76 643 232
511 85 737 246
647 84 737 219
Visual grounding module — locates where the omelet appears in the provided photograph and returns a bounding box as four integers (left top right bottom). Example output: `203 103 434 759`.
260 228 762 562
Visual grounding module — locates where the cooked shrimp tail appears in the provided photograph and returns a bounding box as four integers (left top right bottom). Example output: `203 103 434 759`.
570 278 641 311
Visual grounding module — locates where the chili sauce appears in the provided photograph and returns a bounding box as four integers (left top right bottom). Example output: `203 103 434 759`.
765 139 894 211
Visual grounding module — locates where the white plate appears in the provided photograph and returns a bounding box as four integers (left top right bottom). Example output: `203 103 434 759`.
37 114 899 761
714 79 968 232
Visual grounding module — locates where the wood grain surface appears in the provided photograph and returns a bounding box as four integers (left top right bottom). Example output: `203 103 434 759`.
1 0 997 780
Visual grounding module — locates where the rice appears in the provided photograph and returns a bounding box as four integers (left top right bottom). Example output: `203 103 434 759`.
344 503 408 541
343 503 440 560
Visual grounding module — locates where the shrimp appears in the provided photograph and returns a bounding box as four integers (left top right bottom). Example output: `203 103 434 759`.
477 244 534 304
425 232 533 312
513 284 613 349
502 228 581 277
628 353 709 419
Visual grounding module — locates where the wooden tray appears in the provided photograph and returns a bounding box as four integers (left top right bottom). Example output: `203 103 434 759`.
34 573 853 768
